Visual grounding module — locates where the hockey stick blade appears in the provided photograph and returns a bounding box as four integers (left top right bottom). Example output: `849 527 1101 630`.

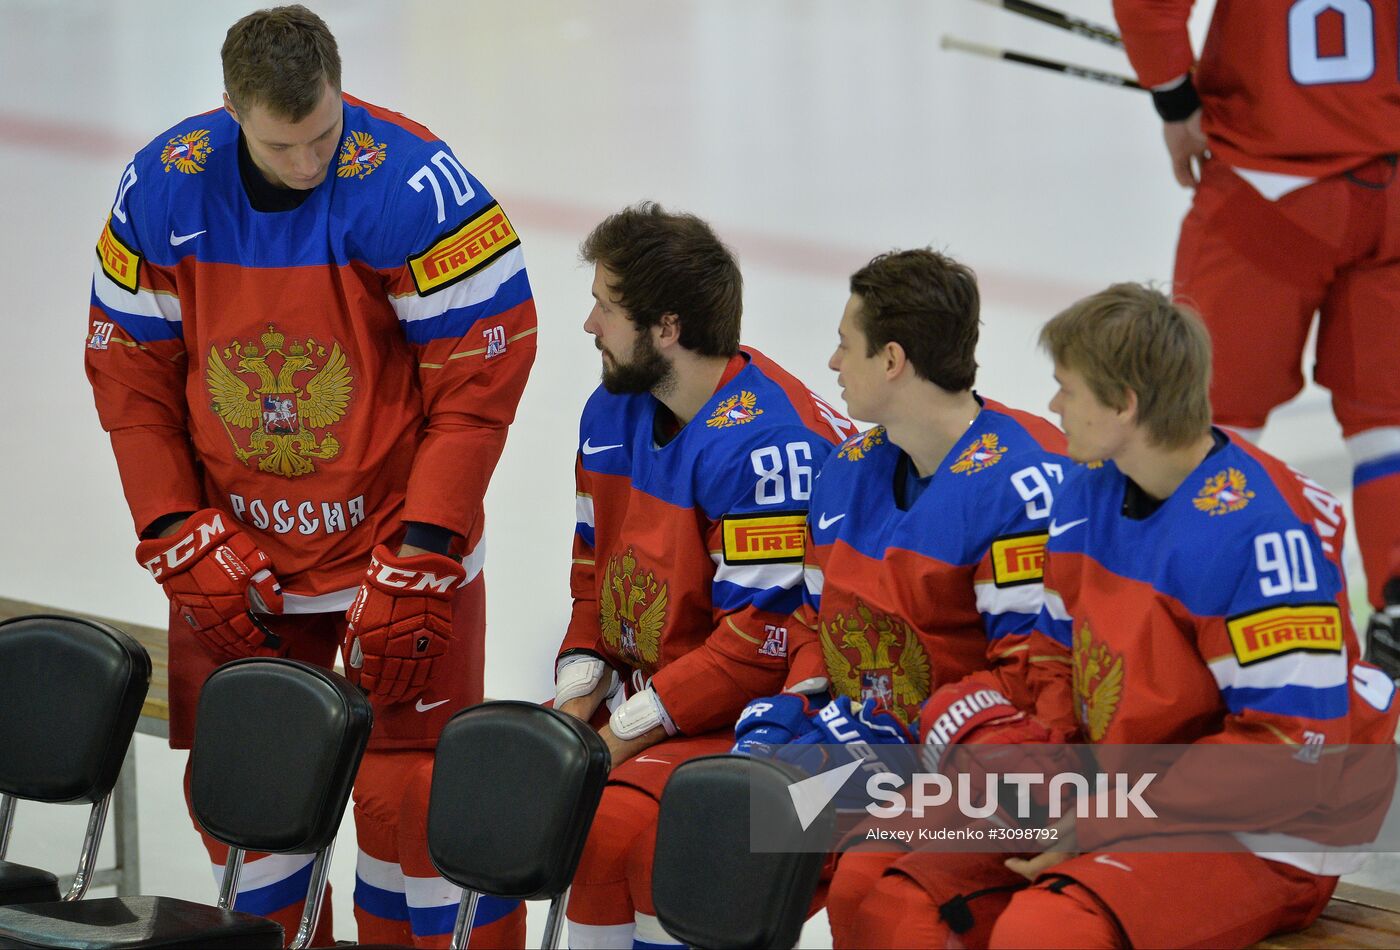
970 0 1124 48
941 35 1142 90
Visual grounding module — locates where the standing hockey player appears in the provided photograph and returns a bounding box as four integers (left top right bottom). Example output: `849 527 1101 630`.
85 6 535 946
1114 0 1400 672
730 248 1072 948
846 284 1398 949
554 202 853 948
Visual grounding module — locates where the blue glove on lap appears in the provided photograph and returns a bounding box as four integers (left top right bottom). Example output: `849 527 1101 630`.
810 695 914 745
730 693 823 755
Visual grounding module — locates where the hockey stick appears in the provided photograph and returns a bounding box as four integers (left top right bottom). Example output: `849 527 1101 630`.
969 0 1124 48
941 35 1142 89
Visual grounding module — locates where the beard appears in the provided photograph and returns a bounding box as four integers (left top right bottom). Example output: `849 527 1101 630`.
600 332 673 395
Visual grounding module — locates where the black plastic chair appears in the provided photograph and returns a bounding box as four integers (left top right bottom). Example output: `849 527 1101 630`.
427 701 610 949
652 754 833 949
0 615 150 907
0 657 372 948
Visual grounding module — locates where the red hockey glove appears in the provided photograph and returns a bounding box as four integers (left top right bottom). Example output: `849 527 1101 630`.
343 544 465 704
920 677 1077 828
135 509 284 661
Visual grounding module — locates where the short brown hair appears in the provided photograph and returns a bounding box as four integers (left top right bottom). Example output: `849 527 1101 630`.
1040 282 1212 448
849 249 980 391
222 5 341 119
580 202 742 358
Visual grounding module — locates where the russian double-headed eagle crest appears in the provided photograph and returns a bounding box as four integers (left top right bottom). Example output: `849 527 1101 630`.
160 130 212 174
819 600 931 726
950 433 1007 475
336 131 387 179
206 326 353 478
1073 624 1124 741
599 548 668 672
838 426 885 462
1193 467 1254 516
706 391 764 428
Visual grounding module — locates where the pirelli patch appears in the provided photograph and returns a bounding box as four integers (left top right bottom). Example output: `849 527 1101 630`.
408 202 520 296
1227 603 1343 666
97 217 141 293
722 512 806 565
990 531 1048 587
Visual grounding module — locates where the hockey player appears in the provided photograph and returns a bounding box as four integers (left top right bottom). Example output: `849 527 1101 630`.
85 7 534 946
1114 0 1400 674
553 203 853 948
847 284 1399 949
728 248 1072 948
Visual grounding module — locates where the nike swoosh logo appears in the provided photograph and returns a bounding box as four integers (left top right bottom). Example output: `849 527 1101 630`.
169 229 206 246
415 698 451 713
1094 854 1133 871
635 755 670 765
1048 517 1088 537
817 512 846 531
581 439 624 455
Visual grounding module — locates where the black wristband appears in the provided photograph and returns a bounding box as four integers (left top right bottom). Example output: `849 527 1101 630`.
1151 75 1201 122
403 521 458 556
141 511 195 540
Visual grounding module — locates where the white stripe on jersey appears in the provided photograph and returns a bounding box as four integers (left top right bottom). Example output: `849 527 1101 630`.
1208 648 1349 693
711 558 802 592
1346 427 1400 465
568 922 637 949
634 912 684 947
1042 589 1071 621
211 852 315 892
576 494 595 529
403 872 461 910
389 246 526 324
803 564 824 596
92 271 183 323
974 580 1044 617
355 851 406 892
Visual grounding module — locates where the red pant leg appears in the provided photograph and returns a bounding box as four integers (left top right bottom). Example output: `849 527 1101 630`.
827 851 899 949
567 784 658 948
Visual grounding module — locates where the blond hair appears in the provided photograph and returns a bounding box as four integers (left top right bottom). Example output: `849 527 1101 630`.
1040 283 1212 448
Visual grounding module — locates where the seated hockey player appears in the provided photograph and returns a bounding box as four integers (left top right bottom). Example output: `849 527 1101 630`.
728 247 1073 948
846 283 1400 949
552 202 854 949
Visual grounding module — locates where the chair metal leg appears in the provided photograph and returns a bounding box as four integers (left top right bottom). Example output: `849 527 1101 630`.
290 843 334 950
218 848 246 910
542 887 570 950
0 794 14 860
62 795 111 901
450 887 482 950
111 743 140 895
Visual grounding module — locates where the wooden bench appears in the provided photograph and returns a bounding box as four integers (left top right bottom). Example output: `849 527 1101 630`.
1256 883 1400 948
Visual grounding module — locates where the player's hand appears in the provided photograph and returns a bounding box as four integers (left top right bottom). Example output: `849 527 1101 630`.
810 696 915 746
136 508 284 661
343 543 465 704
555 653 619 722
1163 109 1207 188
730 692 824 755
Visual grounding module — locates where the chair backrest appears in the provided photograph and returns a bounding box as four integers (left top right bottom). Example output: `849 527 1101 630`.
427 701 610 899
652 755 832 950
0 615 150 804
190 659 372 854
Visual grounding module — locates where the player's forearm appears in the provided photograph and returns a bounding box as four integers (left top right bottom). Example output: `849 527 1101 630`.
1112 0 1196 88
108 426 205 536
401 423 509 538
